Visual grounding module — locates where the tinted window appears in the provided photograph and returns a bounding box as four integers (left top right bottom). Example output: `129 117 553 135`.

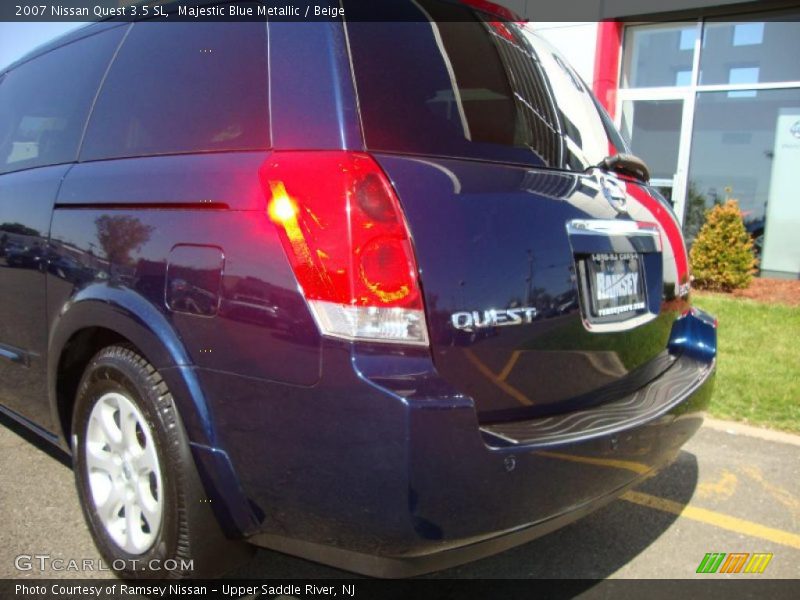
0 28 123 175
81 22 269 161
345 0 619 170
593 93 630 156
345 0 563 168
524 32 628 168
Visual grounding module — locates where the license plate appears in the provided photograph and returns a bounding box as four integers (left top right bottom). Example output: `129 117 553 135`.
585 252 646 319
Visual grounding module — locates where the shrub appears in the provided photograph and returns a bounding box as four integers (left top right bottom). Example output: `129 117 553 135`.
689 200 757 291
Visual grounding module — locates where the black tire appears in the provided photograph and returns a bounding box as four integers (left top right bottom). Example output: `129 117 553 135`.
71 345 252 579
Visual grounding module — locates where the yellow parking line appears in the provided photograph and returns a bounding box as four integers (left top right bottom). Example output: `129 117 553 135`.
621 490 800 550
539 451 800 550
463 348 532 405
498 350 521 381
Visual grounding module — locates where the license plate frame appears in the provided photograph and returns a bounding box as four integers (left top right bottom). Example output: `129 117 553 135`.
581 252 648 321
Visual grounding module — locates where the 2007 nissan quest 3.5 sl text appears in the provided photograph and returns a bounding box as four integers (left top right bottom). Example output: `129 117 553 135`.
0 0 716 578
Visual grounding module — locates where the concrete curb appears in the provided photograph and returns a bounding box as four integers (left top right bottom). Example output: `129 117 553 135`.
703 417 800 447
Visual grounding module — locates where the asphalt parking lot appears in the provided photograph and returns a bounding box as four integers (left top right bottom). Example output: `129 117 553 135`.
1 415 798 580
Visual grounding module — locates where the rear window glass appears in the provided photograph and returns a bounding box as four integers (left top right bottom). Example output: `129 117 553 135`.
0 28 123 175
81 22 269 162
345 0 620 170
524 32 630 167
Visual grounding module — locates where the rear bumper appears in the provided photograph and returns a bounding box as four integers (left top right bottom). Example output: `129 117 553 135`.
193 315 715 577
481 354 713 448
249 471 649 578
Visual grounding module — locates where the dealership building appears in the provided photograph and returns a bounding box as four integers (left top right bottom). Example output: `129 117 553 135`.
503 0 800 279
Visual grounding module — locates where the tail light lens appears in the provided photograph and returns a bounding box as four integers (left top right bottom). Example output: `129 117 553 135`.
262 151 429 346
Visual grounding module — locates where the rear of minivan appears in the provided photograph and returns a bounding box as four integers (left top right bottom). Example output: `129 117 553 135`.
241 1 716 575
0 0 716 579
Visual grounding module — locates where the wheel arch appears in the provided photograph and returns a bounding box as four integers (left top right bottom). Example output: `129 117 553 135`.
49 283 259 537
48 283 213 450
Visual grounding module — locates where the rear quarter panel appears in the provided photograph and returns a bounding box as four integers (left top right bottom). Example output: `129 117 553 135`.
49 153 322 388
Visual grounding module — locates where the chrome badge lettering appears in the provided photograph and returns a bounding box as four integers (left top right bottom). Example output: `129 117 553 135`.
599 174 628 214
451 307 537 332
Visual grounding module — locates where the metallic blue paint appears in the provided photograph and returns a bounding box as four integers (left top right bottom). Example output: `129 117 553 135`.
0 17 718 576
57 152 269 210
0 164 72 432
45 286 213 443
374 154 689 422
668 308 718 363
269 21 362 151
188 441 264 537
166 244 225 317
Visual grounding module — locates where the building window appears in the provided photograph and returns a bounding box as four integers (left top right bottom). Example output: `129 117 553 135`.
621 24 697 88
733 22 764 46
685 88 800 264
617 13 800 278
700 16 800 85
679 28 696 50
675 69 692 86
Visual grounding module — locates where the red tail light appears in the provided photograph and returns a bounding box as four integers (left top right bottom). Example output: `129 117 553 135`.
262 151 429 346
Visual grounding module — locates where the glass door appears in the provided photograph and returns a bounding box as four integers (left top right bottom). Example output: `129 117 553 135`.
619 98 685 203
616 22 702 223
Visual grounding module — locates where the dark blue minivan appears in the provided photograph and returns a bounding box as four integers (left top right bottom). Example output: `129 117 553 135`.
0 0 716 578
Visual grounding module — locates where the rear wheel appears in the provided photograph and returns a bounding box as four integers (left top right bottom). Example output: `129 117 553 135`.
71 345 251 578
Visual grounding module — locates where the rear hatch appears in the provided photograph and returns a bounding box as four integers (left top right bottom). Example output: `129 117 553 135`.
345 1 690 421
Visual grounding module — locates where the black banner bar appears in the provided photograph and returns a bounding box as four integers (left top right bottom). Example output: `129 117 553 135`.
2 579 799 600
0 0 797 23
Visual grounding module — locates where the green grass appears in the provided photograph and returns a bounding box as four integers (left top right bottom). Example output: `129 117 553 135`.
693 293 800 433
